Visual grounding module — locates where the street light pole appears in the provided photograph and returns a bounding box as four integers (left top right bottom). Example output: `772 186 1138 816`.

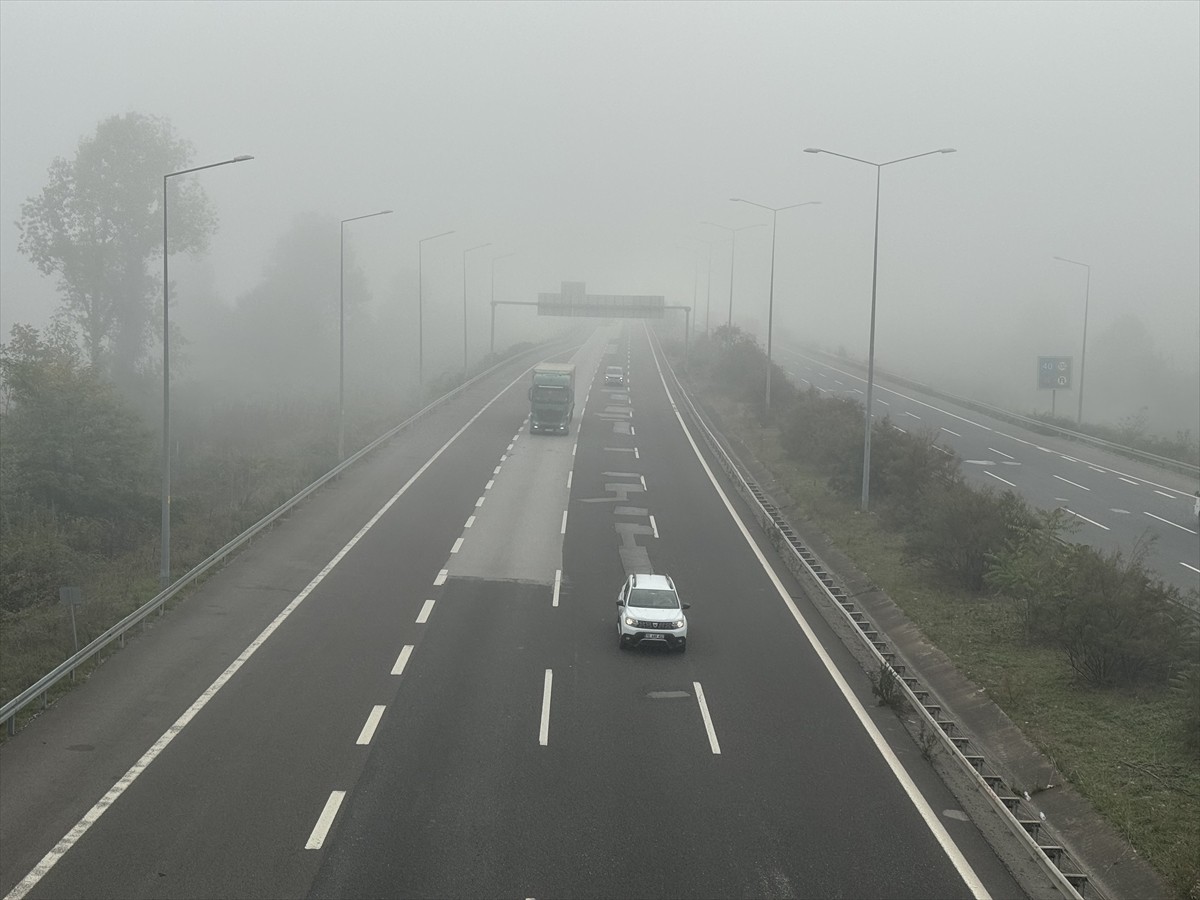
490 252 516 356
339 209 393 463
731 198 820 413
418 229 455 386
462 242 492 376
160 153 253 588
805 146 956 512
1053 255 1092 424
701 221 765 332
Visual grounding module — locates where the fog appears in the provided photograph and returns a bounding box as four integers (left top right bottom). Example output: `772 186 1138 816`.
1 1 1197 433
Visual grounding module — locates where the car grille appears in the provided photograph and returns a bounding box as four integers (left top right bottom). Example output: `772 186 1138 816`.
636 619 676 630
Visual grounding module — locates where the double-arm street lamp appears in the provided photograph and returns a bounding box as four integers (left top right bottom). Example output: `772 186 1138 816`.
462 242 492 376
339 209 393 462
731 197 820 412
161 153 254 588
418 229 455 385
490 252 517 356
1053 255 1092 424
805 146 955 512
700 220 765 331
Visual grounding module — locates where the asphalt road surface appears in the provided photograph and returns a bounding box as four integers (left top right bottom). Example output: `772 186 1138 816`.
1 325 1028 899
776 345 1200 599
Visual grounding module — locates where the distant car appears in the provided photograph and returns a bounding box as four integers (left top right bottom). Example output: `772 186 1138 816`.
617 573 688 652
604 365 625 386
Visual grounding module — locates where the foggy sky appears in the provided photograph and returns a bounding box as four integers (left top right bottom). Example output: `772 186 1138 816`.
1 1 1197 423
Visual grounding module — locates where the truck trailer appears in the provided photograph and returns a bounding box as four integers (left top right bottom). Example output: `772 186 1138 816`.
529 363 576 434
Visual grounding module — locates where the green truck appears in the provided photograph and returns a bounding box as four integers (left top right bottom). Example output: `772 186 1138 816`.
528 363 576 434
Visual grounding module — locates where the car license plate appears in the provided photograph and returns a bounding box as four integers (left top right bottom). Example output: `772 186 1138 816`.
642 633 665 641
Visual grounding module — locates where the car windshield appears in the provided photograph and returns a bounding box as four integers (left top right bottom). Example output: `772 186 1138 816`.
629 589 678 609
607 367 621 375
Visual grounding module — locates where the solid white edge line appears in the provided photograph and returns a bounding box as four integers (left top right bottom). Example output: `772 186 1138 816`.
645 326 990 900
560 509 568 534
416 599 435 624
539 669 553 746
1052 474 1090 491
649 515 659 539
552 569 562 607
391 645 415 675
1144 510 1197 534
693 681 721 755
4 361 538 900
305 790 346 849
985 471 1017 488
356 705 386 745
451 537 464 554
1062 508 1110 531
1181 561 1200 574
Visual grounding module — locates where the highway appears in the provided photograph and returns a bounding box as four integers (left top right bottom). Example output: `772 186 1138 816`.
1 325 1026 899
775 346 1200 599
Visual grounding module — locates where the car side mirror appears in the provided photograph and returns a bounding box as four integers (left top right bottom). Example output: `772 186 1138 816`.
616 600 624 607
527 387 533 401
682 603 691 609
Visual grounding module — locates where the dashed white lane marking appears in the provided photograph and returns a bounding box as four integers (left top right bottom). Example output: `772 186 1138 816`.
693 682 721 755
1182 562 1200 574
1145 511 1197 534
2 364 535 900
572 442 577 457
501 454 508 462
1089 466 1105 474
934 446 952 456
875 398 889 405
507 443 514 452
475 496 486 508
493 466 501 475
631 426 636 435
985 471 1017 488
1053 474 1090 491
566 470 573 490
416 599 435 623
512 433 521 442
434 569 448 586
486 479 495 490
988 447 1015 460
1154 490 1177 500
1119 477 1139 486
640 475 647 491
903 411 921 420
391 645 415 675
552 569 562 607
356 706 386 745
465 515 475 528
560 510 569 534
941 427 962 437
305 791 346 849
892 425 907 434
650 515 659 538
1062 508 1110 531
451 537 464 554
539 669 553 746
635 447 640 459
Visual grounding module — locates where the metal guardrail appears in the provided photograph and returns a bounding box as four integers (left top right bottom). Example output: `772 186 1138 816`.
1 341 572 736
790 345 1200 480
652 338 1089 900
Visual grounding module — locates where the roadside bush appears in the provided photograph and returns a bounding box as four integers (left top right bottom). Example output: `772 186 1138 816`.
990 519 1195 687
903 482 1032 592
780 388 862 473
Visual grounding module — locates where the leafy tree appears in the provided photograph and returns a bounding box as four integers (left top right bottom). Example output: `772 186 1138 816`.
17 113 217 385
0 322 154 555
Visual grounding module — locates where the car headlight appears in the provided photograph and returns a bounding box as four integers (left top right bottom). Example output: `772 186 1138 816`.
624 616 636 626
674 619 685 629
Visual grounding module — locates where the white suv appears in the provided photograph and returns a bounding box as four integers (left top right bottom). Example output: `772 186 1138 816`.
616 573 688 652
